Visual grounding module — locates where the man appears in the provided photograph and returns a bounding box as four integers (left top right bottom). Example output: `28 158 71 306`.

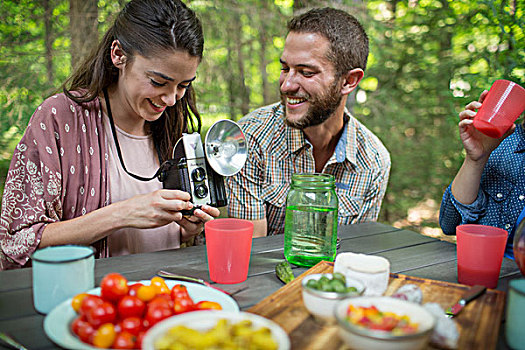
226 7 391 237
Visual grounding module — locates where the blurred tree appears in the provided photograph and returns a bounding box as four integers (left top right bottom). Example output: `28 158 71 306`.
0 0 523 230
69 0 98 69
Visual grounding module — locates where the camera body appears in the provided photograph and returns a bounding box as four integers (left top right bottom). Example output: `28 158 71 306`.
158 132 227 212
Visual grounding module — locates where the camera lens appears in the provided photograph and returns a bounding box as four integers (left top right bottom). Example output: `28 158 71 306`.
194 184 208 199
192 167 206 182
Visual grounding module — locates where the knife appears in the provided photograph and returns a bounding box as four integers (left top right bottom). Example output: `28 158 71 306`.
445 284 486 318
156 270 247 296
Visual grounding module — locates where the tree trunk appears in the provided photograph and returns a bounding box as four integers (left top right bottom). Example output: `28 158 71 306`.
234 20 250 116
69 0 98 69
258 2 270 106
43 0 53 84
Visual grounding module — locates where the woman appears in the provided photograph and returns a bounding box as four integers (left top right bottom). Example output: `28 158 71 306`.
439 90 525 259
0 0 219 270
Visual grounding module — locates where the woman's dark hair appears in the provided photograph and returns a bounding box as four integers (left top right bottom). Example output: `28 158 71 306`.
288 7 369 79
62 0 204 162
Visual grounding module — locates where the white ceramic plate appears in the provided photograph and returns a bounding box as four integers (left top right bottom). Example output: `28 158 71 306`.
142 310 291 350
44 280 239 350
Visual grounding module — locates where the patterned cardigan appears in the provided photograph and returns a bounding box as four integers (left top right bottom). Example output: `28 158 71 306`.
1 93 110 269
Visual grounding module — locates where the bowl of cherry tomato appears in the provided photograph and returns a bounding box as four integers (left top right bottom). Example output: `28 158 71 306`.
301 273 365 320
334 296 436 350
43 272 239 349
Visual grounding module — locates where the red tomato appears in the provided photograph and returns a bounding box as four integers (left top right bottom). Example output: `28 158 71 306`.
112 331 136 349
86 301 117 328
79 294 104 316
120 317 143 336
117 295 145 319
174 296 194 314
72 317 95 343
170 284 190 300
135 331 146 349
100 273 129 302
128 283 143 297
145 303 173 326
195 300 222 311
71 315 95 343
148 295 172 310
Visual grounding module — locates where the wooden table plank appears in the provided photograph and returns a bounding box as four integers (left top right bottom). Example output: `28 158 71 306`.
337 222 401 237
405 258 522 291
0 315 52 350
338 229 436 254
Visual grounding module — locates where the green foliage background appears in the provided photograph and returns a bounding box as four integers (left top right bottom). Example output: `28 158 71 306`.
1 0 524 233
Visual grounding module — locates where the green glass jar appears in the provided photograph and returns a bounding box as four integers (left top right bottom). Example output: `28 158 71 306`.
284 173 339 267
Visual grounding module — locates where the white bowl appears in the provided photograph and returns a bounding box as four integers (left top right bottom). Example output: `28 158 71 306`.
334 297 436 350
301 273 365 320
142 310 290 350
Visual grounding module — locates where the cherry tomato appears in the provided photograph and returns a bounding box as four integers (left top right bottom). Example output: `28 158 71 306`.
135 331 146 349
71 293 89 313
194 300 222 311
100 273 129 302
152 293 174 308
79 294 104 316
71 315 94 343
148 295 172 310
150 276 170 294
145 303 173 326
128 283 144 297
91 323 116 349
136 284 157 302
86 301 117 328
170 284 190 300
120 316 143 336
117 295 145 319
173 295 194 314
112 331 136 349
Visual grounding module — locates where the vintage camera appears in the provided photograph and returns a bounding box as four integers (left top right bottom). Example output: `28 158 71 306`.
158 119 247 214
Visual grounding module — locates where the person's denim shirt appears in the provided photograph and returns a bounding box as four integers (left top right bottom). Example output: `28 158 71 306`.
439 124 525 259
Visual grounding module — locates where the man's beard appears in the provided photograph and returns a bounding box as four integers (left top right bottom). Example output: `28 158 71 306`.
281 79 342 130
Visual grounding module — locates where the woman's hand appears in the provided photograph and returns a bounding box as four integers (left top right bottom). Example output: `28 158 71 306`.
116 189 193 229
177 205 221 242
459 90 515 163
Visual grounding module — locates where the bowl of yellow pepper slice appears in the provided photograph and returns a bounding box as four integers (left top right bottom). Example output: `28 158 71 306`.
142 310 290 350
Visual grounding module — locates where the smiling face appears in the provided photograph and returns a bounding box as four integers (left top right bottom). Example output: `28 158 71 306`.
279 32 343 130
114 49 200 132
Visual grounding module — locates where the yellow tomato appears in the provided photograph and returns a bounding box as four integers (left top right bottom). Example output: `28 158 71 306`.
150 276 170 294
71 293 89 313
137 284 157 302
92 323 116 348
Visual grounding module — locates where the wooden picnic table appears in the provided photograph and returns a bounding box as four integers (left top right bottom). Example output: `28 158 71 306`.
0 222 520 349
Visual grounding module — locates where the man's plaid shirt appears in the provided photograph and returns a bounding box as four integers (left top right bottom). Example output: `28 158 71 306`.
226 103 391 236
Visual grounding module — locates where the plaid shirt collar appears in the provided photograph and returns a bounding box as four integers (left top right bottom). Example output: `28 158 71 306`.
277 102 357 170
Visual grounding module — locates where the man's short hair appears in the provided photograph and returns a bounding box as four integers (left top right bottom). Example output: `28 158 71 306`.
287 7 369 77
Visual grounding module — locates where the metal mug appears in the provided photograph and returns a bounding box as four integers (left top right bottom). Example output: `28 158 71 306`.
31 245 95 314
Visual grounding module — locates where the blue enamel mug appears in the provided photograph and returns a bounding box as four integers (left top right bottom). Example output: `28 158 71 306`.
31 245 95 314
505 279 525 350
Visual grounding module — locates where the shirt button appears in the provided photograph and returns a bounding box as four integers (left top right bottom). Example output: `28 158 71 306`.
496 193 503 198
505 224 511 229
520 195 525 201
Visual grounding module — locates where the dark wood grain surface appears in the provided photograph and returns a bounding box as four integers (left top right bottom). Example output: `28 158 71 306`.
0 222 519 349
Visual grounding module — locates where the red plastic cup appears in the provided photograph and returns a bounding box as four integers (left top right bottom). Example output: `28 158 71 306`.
456 224 508 289
205 218 254 284
472 79 525 138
